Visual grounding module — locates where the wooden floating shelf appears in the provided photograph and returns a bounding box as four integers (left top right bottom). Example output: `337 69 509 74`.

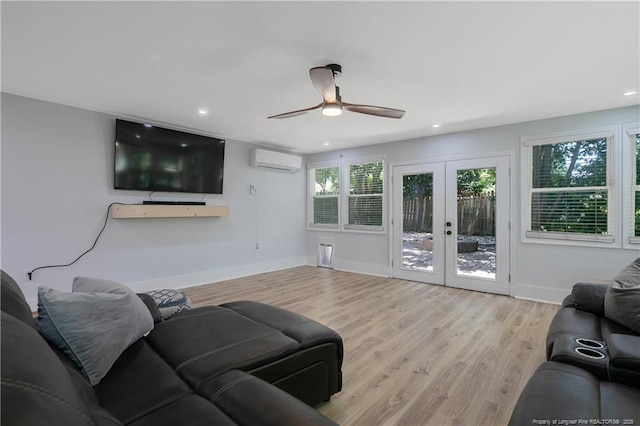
112 204 229 219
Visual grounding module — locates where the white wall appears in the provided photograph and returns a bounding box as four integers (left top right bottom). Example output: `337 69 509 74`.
4 94 637 307
1 94 307 307
306 106 640 303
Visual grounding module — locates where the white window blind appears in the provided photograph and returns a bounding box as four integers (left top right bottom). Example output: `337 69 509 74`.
345 160 384 230
632 132 640 242
523 135 613 242
309 165 339 228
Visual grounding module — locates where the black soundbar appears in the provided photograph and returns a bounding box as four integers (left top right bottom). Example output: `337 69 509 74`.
142 201 206 206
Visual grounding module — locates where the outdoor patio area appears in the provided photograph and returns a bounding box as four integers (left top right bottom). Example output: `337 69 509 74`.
402 232 496 277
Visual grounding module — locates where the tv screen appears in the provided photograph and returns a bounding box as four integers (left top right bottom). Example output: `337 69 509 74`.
114 119 225 194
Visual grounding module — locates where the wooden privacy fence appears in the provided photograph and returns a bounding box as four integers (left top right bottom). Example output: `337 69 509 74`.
403 196 496 236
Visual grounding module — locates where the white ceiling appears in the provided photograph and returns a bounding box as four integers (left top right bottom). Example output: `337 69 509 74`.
2 1 639 154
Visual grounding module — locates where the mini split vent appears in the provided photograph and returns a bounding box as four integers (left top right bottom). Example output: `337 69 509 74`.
250 148 302 173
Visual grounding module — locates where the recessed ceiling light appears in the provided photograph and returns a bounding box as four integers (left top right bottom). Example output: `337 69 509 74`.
323 142 331 146
623 91 637 96
197 108 208 116
432 124 441 128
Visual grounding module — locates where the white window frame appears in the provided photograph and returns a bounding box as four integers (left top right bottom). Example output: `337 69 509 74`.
520 127 621 247
342 157 386 233
624 123 640 247
307 161 341 231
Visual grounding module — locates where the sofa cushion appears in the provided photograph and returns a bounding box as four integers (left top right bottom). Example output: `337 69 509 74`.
127 395 235 426
604 258 640 333
204 369 338 426
1 312 97 425
146 305 299 389
94 339 202 424
221 301 344 360
36 277 153 385
600 381 640 419
509 361 640 425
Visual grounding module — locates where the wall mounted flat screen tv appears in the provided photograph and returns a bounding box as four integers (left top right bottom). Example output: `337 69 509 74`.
114 119 225 194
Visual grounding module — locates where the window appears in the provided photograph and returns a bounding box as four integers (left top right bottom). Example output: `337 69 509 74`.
627 125 640 244
522 129 615 243
308 158 386 232
344 160 385 231
309 164 339 229
633 132 640 240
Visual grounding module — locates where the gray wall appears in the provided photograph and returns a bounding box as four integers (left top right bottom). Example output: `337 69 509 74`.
306 106 640 303
1 94 307 306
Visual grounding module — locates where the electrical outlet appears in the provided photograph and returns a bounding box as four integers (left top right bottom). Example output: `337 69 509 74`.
250 184 257 195
24 270 32 281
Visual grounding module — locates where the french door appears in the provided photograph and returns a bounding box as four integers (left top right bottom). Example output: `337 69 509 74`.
392 156 510 295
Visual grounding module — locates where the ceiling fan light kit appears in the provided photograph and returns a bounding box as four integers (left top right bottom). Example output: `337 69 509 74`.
268 63 405 120
322 103 343 117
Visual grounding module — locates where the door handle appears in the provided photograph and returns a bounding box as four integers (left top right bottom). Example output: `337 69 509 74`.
446 221 452 227
446 230 452 235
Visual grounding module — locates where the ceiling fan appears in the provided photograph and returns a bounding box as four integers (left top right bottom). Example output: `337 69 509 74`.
268 64 405 120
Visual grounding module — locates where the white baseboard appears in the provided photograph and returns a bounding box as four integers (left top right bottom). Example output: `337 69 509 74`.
25 257 309 310
128 256 310 293
513 282 567 305
334 260 389 277
27 261 556 310
304 256 389 278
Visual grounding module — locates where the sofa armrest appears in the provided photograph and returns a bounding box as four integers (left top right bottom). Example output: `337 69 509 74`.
608 334 640 371
571 282 609 316
561 295 574 308
207 370 337 426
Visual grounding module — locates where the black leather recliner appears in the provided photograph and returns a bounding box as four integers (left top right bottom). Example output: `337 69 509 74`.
0 271 341 425
546 282 640 387
509 282 640 425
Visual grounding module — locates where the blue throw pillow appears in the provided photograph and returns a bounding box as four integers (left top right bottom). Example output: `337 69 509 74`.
36 277 153 385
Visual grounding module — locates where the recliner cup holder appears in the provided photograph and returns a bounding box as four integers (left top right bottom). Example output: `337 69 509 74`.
575 338 605 349
574 347 605 359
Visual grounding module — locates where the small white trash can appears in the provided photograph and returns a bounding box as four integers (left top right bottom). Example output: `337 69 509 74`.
317 237 335 268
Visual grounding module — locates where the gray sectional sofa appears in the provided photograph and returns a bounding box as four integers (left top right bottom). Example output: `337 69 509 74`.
0 270 343 425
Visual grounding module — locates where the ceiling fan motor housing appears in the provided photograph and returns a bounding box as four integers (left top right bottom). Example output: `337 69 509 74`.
326 63 342 78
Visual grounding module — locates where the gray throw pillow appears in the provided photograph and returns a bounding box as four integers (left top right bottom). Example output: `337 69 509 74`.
36 277 154 385
604 258 640 333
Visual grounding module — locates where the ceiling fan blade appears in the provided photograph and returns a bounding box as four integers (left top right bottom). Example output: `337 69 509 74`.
309 66 336 103
342 102 405 119
267 103 323 119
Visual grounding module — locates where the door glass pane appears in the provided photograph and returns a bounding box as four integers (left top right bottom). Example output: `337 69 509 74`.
402 173 433 271
456 168 496 279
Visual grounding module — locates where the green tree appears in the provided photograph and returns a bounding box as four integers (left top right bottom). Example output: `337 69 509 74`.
350 162 383 194
348 161 383 226
403 174 433 198
457 169 495 197
315 167 338 195
531 138 608 234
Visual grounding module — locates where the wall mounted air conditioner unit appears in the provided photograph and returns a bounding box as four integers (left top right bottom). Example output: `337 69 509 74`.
250 148 302 173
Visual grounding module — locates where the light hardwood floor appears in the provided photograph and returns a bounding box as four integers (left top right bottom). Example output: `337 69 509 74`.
183 266 559 426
